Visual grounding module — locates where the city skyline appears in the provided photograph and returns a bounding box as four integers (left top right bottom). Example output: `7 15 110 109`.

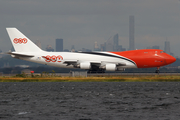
41 34 174 57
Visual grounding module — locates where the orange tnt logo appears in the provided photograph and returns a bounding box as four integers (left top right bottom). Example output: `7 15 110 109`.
13 38 27 44
42 55 63 62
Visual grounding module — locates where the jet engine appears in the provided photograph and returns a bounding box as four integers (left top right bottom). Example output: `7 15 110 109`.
105 64 117 71
80 62 91 69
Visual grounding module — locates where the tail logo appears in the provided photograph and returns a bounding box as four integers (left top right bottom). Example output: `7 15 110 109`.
13 38 28 44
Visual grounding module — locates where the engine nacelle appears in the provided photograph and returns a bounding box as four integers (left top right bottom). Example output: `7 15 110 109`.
105 64 117 71
80 62 91 69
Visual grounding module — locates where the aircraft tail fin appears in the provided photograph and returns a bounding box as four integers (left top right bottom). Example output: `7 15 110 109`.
6 28 42 52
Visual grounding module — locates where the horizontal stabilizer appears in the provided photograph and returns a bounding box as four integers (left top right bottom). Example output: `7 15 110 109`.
7 52 34 57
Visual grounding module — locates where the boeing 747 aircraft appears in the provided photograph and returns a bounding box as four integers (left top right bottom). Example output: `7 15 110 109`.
6 28 176 73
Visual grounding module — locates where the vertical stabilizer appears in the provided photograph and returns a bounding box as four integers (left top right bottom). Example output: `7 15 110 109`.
6 28 42 52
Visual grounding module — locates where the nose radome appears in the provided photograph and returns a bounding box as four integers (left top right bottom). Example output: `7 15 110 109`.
165 55 176 65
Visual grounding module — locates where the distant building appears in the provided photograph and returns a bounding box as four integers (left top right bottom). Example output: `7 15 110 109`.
71 45 75 52
146 46 160 49
164 40 174 56
164 41 170 54
56 39 63 52
106 43 113 51
152 45 160 49
94 41 101 51
106 36 114 51
100 44 106 51
117 45 126 51
113 34 119 51
101 34 126 52
129 15 135 50
46 45 54 52
63 49 70 52
79 48 92 52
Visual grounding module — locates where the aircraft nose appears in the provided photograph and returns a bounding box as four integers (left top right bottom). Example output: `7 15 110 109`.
165 55 176 65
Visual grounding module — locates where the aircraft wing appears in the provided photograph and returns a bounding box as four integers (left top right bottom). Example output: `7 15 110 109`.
63 60 126 67
63 60 78 66
117 62 126 66
7 52 34 57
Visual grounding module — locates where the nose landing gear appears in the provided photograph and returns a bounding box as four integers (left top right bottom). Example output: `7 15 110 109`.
155 67 160 73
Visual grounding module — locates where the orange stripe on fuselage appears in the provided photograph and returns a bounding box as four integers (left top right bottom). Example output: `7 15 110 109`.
110 49 168 68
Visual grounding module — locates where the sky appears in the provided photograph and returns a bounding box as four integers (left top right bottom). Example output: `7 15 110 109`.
0 0 180 57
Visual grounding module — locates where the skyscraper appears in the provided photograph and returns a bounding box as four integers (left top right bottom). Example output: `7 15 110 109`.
71 45 75 52
105 36 113 51
129 15 135 50
113 34 119 51
164 41 170 54
56 39 63 52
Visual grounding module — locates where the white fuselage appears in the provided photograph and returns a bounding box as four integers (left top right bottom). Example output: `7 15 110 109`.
18 51 137 69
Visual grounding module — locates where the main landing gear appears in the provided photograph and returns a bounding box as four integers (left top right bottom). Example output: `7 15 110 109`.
88 69 105 73
155 67 160 73
88 65 105 73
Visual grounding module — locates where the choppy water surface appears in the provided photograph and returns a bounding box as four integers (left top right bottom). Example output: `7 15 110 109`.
0 82 180 120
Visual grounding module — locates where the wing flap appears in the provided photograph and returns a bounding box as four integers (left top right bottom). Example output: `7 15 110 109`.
117 62 126 66
63 60 78 66
101 61 126 66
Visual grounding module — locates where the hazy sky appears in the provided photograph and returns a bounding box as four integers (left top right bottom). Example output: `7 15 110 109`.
1 0 180 57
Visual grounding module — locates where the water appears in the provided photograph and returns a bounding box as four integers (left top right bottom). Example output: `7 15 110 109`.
0 82 180 120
